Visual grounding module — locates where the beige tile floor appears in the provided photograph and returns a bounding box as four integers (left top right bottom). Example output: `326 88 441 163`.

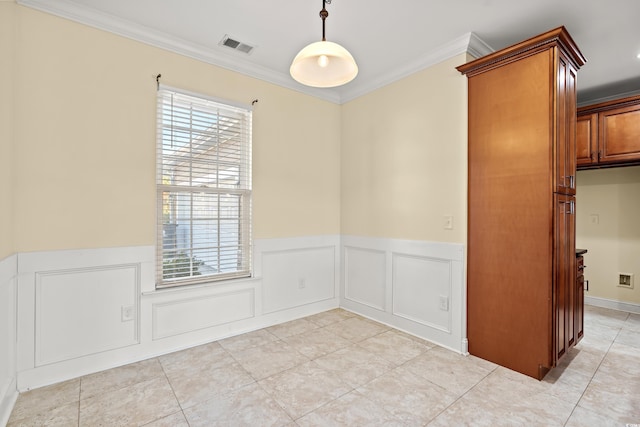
7 305 640 426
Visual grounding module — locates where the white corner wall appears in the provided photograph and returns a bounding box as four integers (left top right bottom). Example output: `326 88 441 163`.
15 236 340 391
338 54 470 355
0 255 18 426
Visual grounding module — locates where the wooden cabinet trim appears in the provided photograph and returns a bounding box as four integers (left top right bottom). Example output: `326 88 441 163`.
457 26 585 77
578 94 640 115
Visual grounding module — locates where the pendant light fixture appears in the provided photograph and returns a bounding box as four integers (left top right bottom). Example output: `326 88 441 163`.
290 0 358 88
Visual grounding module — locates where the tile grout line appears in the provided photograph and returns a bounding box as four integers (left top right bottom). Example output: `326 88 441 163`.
8 308 637 425
156 356 191 425
423 360 499 425
76 377 81 427
561 325 623 426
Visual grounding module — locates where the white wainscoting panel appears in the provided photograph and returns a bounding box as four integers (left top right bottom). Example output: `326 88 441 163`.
0 254 18 427
256 236 340 314
16 238 340 391
261 245 337 314
344 247 386 310
152 288 255 340
34 264 140 366
341 235 466 354
16 246 153 386
392 253 451 332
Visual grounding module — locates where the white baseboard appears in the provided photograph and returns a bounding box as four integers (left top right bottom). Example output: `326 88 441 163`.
585 295 640 314
0 377 18 427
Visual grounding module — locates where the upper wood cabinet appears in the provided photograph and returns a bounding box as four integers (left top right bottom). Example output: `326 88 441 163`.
556 52 578 195
577 95 640 169
576 113 598 166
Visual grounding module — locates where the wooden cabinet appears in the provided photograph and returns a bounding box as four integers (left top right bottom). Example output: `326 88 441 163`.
576 113 598 166
575 254 585 344
577 95 640 168
457 27 585 380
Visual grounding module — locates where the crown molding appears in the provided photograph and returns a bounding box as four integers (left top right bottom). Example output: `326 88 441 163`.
466 32 495 59
17 0 343 103
17 0 493 105
339 32 495 103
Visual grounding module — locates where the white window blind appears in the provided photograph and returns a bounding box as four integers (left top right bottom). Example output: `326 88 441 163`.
156 87 252 288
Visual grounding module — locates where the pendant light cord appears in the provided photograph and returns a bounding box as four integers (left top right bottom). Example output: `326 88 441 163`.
320 0 328 41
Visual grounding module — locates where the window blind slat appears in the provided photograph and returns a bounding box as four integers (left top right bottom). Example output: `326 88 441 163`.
156 88 252 288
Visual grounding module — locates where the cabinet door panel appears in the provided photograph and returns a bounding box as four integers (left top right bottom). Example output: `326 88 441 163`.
554 194 576 363
576 257 585 343
600 104 640 163
555 56 577 194
576 113 598 166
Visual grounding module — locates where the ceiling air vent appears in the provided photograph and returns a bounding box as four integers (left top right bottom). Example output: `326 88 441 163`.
220 35 255 54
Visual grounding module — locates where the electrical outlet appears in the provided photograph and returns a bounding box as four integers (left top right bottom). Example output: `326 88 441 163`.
439 295 449 311
444 215 453 230
121 305 134 322
298 279 306 289
589 214 599 224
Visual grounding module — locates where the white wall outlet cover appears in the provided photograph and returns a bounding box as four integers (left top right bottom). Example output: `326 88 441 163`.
121 305 135 322
444 215 453 230
439 295 449 311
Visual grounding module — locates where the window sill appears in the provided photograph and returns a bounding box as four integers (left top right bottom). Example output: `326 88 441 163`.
142 275 260 297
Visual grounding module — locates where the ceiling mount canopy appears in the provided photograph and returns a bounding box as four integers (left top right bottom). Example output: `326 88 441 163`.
290 0 358 88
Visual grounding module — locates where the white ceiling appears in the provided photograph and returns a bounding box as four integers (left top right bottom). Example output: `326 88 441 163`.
18 0 640 105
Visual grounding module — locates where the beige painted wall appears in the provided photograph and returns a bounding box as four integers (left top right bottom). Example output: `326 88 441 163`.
0 1 15 260
340 55 468 243
11 6 341 252
576 166 640 304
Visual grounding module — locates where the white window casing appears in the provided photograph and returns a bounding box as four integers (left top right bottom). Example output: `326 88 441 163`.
156 87 252 288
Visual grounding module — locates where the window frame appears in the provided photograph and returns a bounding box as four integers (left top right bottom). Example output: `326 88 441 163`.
156 85 253 289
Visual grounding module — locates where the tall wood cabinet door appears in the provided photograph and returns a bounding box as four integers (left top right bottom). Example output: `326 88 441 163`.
576 257 585 343
576 113 598 166
599 103 640 164
555 55 577 195
554 194 576 363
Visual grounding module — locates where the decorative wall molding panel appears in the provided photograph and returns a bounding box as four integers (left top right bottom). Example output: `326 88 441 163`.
255 235 340 314
344 246 386 310
15 237 340 391
34 264 141 366
151 288 255 340
392 253 453 333
11 234 468 392
261 246 337 314
341 235 466 354
0 254 18 427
